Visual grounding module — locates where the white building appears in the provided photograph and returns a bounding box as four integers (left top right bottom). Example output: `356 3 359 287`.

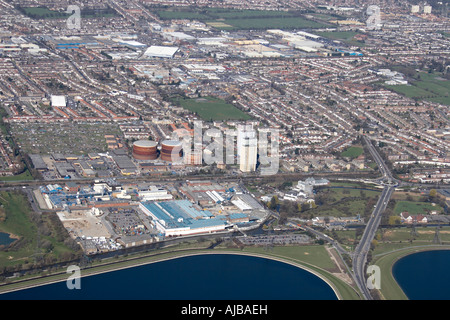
139 186 173 201
51 95 66 107
144 46 179 59
411 5 420 13
163 32 195 42
293 177 330 197
238 124 258 173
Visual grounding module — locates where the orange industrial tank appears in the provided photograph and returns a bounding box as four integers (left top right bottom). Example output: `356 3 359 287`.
160 140 183 162
132 140 158 160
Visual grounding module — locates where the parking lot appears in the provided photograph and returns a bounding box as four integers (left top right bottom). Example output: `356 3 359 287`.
235 234 312 246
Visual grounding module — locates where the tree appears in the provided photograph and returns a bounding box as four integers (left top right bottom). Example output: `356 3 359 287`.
389 216 401 225
269 196 279 210
429 189 437 198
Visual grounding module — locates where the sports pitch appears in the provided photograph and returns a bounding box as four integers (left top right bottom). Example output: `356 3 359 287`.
176 96 252 121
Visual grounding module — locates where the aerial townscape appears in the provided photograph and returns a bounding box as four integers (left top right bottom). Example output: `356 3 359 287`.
0 0 449 302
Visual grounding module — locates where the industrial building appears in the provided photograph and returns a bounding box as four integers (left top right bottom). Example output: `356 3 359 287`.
139 200 229 237
144 45 179 59
138 186 173 201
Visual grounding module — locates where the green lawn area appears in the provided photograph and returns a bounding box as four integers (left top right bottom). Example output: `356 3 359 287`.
393 201 443 215
157 10 208 20
384 72 450 106
157 7 295 20
175 96 252 121
384 84 431 98
377 227 450 243
314 31 366 47
21 6 69 19
19 6 118 19
239 245 337 271
0 191 81 270
308 13 346 22
325 183 381 201
0 191 37 267
0 170 33 182
218 17 328 30
340 146 363 159
154 7 328 30
307 184 381 218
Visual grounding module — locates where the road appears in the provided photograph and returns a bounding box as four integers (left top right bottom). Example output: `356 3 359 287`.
0 170 375 188
351 135 398 300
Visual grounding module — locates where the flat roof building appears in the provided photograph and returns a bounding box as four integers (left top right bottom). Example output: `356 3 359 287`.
51 95 66 107
139 200 228 237
144 46 179 59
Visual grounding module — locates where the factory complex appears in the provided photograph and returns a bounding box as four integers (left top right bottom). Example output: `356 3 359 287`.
35 178 270 254
139 200 228 237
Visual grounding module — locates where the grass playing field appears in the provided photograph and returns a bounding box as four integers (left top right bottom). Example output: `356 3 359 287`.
154 7 329 30
340 146 364 159
393 200 444 215
384 71 450 106
175 96 252 121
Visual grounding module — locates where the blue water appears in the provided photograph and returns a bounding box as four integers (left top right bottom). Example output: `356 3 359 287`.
0 254 338 300
0 232 15 246
393 250 450 300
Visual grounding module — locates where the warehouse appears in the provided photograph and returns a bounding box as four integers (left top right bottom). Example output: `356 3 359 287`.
163 32 195 42
29 154 48 171
144 46 179 59
139 200 229 237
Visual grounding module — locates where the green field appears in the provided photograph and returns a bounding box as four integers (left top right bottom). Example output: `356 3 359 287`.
394 200 444 215
0 170 33 182
154 7 328 30
384 72 450 106
306 183 381 219
0 191 81 271
218 17 327 30
340 146 364 159
157 7 294 20
20 7 70 19
175 96 252 121
384 84 431 98
18 6 118 19
314 31 366 47
156 7 296 20
0 191 39 269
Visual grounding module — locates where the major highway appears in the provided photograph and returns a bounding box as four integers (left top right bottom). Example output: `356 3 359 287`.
351 135 398 300
352 185 394 299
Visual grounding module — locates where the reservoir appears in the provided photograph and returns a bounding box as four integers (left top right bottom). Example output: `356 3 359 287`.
0 253 338 300
0 232 15 247
393 249 450 300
